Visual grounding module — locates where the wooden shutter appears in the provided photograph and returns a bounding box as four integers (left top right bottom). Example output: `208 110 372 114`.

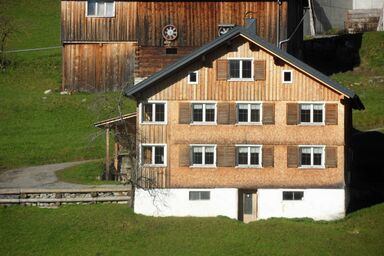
325 104 338 125
287 146 299 168
287 103 299 125
217 145 236 167
254 60 266 80
262 146 274 167
216 60 228 81
262 103 275 124
179 145 190 167
217 103 229 124
179 102 191 124
325 147 338 168
228 102 236 124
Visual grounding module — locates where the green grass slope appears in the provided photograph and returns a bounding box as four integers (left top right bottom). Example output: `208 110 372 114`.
0 203 383 256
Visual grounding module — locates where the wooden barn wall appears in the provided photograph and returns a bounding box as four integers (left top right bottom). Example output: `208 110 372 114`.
142 37 341 102
63 42 137 92
61 1 137 42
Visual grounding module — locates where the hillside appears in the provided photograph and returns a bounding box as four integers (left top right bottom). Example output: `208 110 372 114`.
0 1 383 170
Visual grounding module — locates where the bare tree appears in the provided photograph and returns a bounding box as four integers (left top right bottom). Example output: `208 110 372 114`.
0 15 14 70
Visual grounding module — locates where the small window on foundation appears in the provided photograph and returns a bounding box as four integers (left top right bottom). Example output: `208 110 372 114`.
165 48 177 55
188 71 198 84
282 70 293 83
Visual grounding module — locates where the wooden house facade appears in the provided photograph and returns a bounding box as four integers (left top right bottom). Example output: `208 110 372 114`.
61 0 305 92
124 23 363 222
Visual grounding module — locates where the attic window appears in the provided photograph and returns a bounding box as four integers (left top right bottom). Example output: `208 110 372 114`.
87 0 115 17
165 48 178 55
282 70 293 83
218 24 235 36
188 71 198 84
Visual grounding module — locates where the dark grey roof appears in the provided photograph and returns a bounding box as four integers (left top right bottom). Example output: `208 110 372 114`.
124 26 364 109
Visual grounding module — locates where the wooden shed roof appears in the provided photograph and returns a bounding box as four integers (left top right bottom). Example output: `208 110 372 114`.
94 112 136 128
124 25 364 110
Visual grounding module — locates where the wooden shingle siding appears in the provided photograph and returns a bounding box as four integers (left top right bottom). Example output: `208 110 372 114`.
262 146 274 167
179 103 191 124
326 103 338 125
287 146 299 168
286 103 299 125
325 147 338 168
217 146 236 167
254 60 266 80
262 103 275 124
179 145 190 167
216 60 228 81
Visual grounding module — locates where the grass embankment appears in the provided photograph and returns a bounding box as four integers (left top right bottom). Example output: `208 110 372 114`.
56 160 118 185
0 0 135 170
332 32 384 131
0 203 383 255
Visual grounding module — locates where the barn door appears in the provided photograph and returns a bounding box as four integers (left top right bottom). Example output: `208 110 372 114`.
239 190 258 223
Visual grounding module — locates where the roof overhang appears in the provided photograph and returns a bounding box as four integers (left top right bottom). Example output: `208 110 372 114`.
94 112 137 129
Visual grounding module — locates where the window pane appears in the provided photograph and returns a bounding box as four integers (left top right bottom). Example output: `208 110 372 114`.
293 192 304 200
242 60 252 79
283 191 294 200
229 60 240 78
205 104 215 122
244 193 253 214
192 104 203 122
250 152 259 165
300 104 311 123
154 147 164 164
313 105 323 123
250 108 260 122
238 104 248 122
313 150 322 166
143 146 152 165
301 148 311 166
143 104 153 122
189 191 200 200
192 147 203 165
97 2 105 16
284 71 292 82
87 0 96 15
200 191 210 200
155 104 165 122
238 147 248 165
105 1 114 16
189 72 197 83
205 147 215 165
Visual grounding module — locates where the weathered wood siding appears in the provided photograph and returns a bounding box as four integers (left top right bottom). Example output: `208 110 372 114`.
63 42 136 92
137 36 346 188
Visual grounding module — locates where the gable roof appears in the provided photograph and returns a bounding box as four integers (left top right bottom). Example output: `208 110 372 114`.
124 26 364 110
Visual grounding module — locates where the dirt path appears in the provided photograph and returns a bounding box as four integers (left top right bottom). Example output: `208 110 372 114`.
0 160 121 189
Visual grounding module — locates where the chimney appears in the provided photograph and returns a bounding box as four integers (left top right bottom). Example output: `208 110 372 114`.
245 18 257 34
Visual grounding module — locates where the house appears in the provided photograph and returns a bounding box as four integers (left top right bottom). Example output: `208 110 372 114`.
61 0 307 92
123 20 364 222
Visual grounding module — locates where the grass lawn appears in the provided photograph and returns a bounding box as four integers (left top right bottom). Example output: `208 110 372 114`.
0 203 383 255
56 160 119 185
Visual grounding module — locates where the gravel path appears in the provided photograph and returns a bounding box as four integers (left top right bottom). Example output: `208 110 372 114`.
0 160 123 189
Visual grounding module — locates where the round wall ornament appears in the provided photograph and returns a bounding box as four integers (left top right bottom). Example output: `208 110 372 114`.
162 24 178 41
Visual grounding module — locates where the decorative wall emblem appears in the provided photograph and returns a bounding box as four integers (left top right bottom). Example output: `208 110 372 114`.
162 24 178 41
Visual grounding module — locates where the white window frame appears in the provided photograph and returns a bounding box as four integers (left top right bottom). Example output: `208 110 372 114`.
282 190 304 201
235 144 262 168
187 71 199 84
236 101 263 125
299 145 325 168
189 191 211 201
299 102 325 125
191 101 217 125
140 144 167 167
228 58 254 81
86 0 116 18
190 144 217 168
282 70 293 84
139 100 167 125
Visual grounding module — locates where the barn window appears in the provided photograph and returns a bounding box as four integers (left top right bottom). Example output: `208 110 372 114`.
228 59 253 80
140 101 167 124
189 191 210 200
237 103 261 124
299 146 324 168
300 103 324 124
282 191 304 200
141 144 167 166
236 145 261 167
282 70 293 83
188 71 198 84
191 103 216 124
191 145 216 167
87 0 115 17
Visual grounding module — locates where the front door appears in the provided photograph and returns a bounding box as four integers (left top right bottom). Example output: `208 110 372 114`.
239 190 258 223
